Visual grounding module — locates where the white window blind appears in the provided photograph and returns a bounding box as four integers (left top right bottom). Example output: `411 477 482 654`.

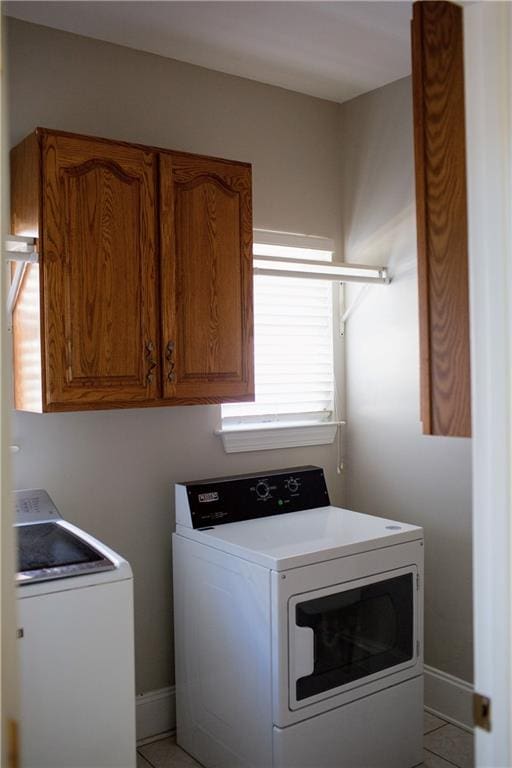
222 236 335 425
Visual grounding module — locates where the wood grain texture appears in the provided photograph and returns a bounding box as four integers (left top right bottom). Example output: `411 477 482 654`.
160 151 254 402
42 132 159 407
412 1 471 437
41 392 257 412
12 264 43 412
10 132 40 238
10 132 44 411
33 126 252 172
10 127 253 411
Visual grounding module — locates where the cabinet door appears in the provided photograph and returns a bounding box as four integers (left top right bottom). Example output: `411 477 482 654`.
42 132 159 409
160 152 254 402
411 1 471 436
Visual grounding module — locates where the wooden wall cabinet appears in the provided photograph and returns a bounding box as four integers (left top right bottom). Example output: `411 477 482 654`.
159 153 253 402
10 129 254 412
411 1 472 437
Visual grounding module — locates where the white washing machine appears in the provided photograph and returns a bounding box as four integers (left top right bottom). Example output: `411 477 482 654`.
173 466 424 768
15 489 136 768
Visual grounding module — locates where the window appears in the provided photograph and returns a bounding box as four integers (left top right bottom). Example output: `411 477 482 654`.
218 231 341 452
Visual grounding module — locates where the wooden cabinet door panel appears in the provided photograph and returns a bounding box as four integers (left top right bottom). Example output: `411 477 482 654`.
160 153 254 402
42 133 159 408
411 1 471 436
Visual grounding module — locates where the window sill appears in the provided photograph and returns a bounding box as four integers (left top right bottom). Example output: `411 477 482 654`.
215 420 343 454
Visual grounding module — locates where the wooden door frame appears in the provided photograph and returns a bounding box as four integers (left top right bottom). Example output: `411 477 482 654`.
464 3 512 765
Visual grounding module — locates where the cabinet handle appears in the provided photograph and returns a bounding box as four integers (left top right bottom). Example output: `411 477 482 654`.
166 341 176 383
145 341 157 385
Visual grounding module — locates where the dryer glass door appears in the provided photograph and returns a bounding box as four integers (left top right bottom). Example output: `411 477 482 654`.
289 566 416 709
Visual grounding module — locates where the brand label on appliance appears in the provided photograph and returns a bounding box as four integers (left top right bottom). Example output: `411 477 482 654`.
198 492 219 503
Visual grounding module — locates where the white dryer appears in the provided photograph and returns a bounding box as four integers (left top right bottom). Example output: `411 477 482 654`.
173 466 424 768
15 489 136 768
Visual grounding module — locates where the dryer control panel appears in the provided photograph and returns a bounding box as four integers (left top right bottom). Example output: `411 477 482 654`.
176 466 330 529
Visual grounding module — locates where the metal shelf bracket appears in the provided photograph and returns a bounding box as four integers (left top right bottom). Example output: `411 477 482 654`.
4 235 39 324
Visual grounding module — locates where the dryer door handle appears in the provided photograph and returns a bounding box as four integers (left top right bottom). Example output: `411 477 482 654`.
292 625 315 681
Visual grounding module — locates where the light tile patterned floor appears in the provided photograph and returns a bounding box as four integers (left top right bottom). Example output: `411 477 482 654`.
138 711 474 768
422 720 474 768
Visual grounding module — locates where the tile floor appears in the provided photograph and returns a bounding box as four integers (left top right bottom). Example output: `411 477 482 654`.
137 711 474 768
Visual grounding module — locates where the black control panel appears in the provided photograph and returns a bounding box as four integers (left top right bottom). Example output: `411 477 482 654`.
183 466 330 529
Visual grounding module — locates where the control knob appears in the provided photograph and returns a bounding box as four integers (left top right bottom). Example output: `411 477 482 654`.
255 480 270 500
287 477 299 493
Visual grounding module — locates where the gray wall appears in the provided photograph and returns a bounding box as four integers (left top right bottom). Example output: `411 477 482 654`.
7 19 474 694
7 18 344 694
339 77 473 682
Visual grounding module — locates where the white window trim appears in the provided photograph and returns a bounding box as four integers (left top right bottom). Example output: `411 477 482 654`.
215 418 344 453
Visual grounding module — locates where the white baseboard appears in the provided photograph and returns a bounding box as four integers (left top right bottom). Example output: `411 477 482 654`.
136 686 176 743
424 665 474 732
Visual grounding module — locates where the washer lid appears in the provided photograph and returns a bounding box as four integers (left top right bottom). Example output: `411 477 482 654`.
175 505 423 571
16 520 116 584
